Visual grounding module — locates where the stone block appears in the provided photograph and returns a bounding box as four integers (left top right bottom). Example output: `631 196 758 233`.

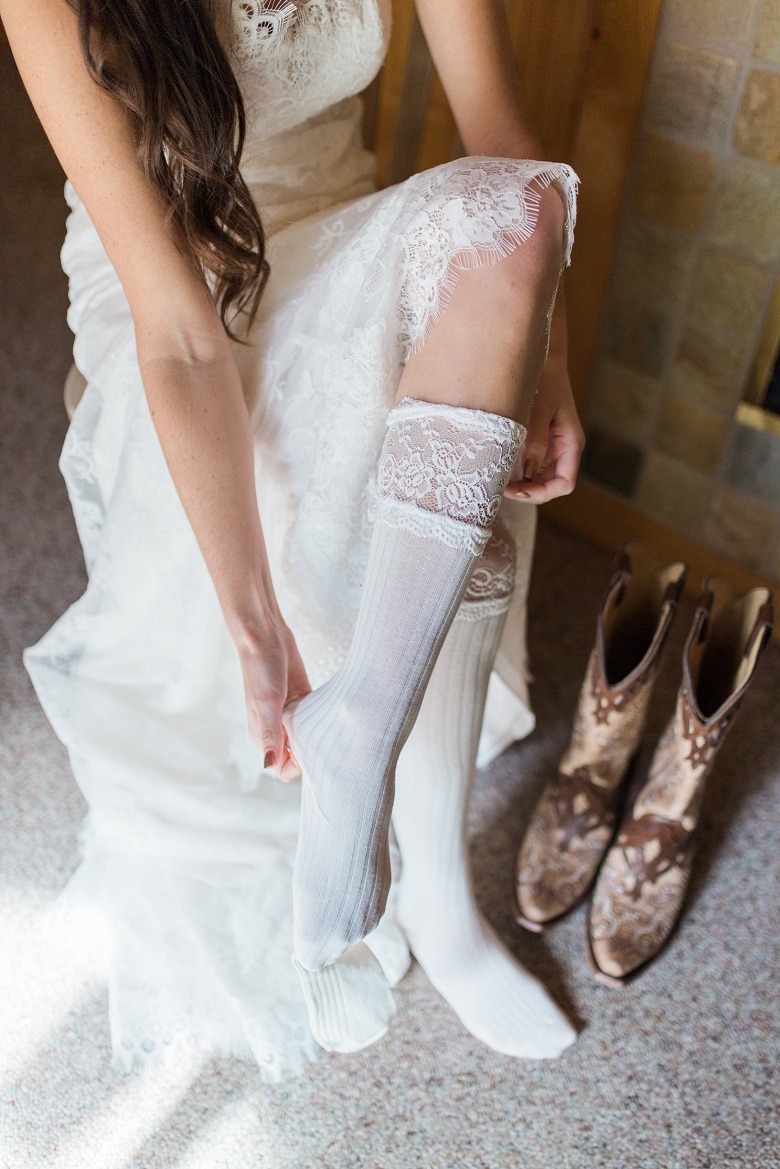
670 324 749 413
629 133 717 233
611 215 695 310
636 450 710 533
754 0 780 63
705 159 780 263
603 300 674 378
702 485 777 567
646 42 739 148
655 392 730 474
734 69 780 166
723 421 780 505
687 245 774 339
667 0 757 46
581 427 644 497
588 358 660 444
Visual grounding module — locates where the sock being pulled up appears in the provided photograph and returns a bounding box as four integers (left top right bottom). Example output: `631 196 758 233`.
285 395 526 973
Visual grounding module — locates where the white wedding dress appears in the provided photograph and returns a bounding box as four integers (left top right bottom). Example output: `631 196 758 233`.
24 0 578 1078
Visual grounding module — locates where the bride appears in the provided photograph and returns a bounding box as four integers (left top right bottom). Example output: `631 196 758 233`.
4 0 584 1075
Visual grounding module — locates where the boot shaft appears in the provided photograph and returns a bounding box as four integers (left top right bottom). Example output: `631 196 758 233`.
560 542 686 784
635 579 774 827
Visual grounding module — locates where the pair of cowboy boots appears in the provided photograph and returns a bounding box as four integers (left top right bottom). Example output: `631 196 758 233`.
514 541 773 985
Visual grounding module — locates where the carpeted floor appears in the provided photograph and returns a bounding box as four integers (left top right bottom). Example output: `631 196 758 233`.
2 40 779 1169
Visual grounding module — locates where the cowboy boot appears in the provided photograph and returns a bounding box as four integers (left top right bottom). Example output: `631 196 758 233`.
514 542 686 931
588 579 774 985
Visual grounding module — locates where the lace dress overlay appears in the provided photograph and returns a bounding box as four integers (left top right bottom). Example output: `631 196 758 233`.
23 0 578 1077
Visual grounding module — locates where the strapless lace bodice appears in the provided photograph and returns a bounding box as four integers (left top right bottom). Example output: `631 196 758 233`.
227 0 392 231
230 0 390 140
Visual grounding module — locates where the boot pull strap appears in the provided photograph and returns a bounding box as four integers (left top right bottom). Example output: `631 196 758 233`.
604 571 629 611
660 574 685 610
693 588 715 644
744 598 774 662
608 550 633 606
651 574 687 647
615 549 632 576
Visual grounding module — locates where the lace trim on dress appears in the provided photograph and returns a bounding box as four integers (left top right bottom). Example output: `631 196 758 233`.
235 1 300 42
387 160 579 356
233 0 341 49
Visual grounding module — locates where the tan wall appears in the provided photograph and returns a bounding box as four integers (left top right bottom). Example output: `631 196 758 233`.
581 0 780 581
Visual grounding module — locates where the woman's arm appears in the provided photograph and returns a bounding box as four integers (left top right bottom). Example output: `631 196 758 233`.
1 0 309 775
413 0 542 158
415 0 585 500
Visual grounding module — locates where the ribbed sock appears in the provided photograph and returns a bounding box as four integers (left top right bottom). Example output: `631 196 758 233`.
393 523 577 1059
292 942 396 1053
287 396 526 972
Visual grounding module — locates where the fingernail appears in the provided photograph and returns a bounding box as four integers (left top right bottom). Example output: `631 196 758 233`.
523 458 539 480
264 750 276 769
516 490 531 499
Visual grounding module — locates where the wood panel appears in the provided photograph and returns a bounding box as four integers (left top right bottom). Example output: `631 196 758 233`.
372 1 418 187
546 481 777 597
416 71 459 173
507 0 595 161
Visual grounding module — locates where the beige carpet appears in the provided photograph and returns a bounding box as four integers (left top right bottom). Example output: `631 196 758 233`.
2 42 779 1169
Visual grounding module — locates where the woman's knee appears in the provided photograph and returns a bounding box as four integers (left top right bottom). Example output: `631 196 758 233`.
488 183 566 312
432 157 565 257
428 161 565 317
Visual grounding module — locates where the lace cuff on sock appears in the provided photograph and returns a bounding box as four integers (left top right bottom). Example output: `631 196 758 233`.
376 397 526 555
458 518 517 621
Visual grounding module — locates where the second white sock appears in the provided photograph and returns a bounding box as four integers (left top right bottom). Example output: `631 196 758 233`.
393 522 577 1059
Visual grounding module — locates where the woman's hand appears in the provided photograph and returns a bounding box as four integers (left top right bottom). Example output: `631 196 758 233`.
236 615 312 783
503 273 585 505
504 353 585 504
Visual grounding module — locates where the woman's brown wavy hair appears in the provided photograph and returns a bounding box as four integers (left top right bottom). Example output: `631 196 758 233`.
70 0 268 341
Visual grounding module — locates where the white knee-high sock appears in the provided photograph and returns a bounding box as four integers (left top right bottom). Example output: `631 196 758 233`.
392 522 577 1059
286 397 526 973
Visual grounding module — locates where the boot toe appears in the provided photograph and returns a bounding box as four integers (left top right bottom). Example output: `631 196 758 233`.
515 879 569 928
515 839 603 928
589 934 636 983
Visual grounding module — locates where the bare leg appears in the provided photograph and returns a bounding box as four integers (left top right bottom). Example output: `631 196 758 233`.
396 183 566 426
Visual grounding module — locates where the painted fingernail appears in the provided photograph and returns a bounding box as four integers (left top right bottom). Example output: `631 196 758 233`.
264 750 276 769
523 458 539 480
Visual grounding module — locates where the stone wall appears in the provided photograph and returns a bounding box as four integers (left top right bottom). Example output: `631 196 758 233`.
581 0 780 579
